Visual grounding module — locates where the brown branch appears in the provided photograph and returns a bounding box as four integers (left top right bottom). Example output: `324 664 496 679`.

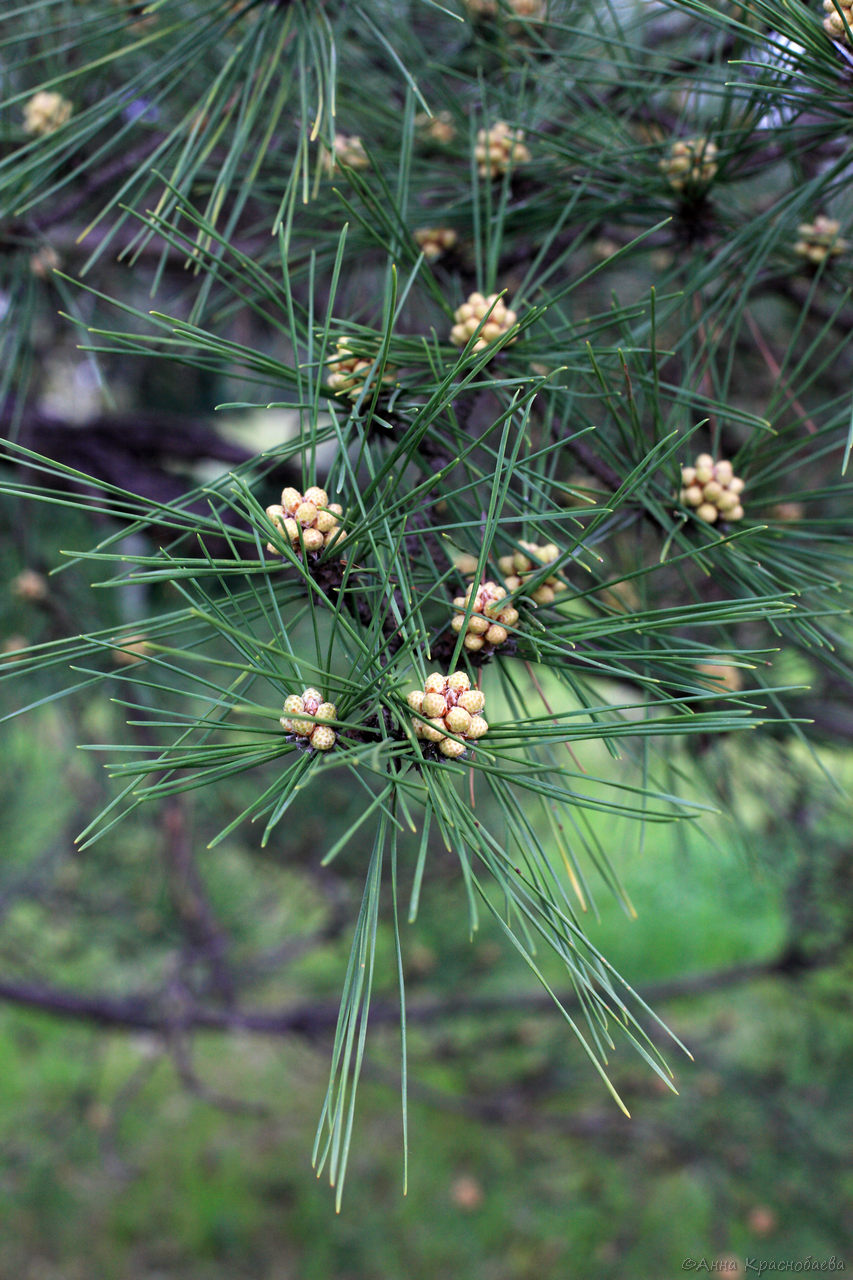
159 798 237 1005
0 946 839 1040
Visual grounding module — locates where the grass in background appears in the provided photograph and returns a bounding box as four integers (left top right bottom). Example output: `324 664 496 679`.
0 706 849 1277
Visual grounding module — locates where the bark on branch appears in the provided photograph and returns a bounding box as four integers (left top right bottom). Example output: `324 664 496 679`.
0 944 836 1040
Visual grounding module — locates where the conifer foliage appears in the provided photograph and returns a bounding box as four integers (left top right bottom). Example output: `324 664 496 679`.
1 0 853 1204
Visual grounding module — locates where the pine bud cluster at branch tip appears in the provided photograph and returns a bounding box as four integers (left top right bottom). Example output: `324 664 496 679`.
414 227 458 261
23 92 73 137
0 635 28 662
451 581 519 651
497 542 567 605
598 578 641 614
680 454 745 523
414 110 456 144
280 688 338 751
769 501 805 522
10 569 48 602
794 215 847 263
453 552 480 576
265 486 344 555
407 671 488 758
450 293 518 352
463 0 545 18
660 138 718 192
326 340 396 399
29 246 61 278
474 122 530 179
111 634 152 666
591 237 621 262
824 0 853 41
695 662 743 694
320 133 369 175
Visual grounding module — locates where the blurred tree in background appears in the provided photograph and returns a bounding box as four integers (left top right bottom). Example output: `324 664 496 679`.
0 0 852 1267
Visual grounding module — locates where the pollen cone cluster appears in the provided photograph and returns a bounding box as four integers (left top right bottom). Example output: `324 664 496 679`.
414 110 456 144
769 501 805 522
111 634 152 666
407 671 488 758
497 542 566 605
463 0 545 17
29 246 61 279
11 569 48 601
474 121 530 179
695 662 743 694
326 340 396 399
824 0 853 41
414 227 458 261
660 137 718 192
794 215 847 263
450 292 518 352
415 110 456 144
280 688 338 751
24 92 73 136
265 486 344 555
680 455 744 524
321 133 369 174
452 581 519 651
